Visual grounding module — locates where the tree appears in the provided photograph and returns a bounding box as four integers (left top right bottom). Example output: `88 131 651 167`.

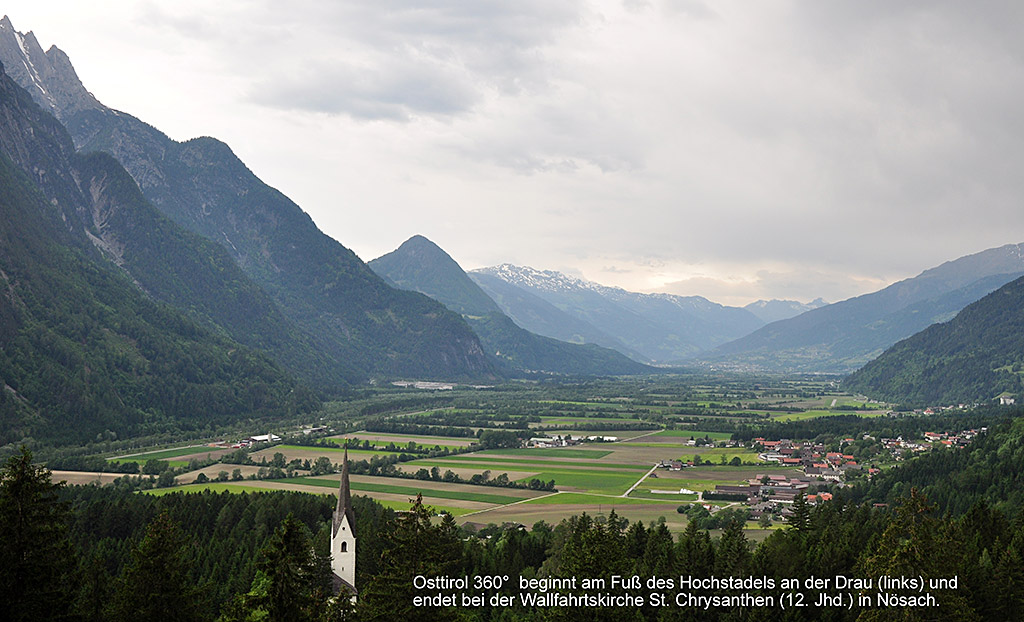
0 447 74 621
857 489 979 621
358 494 462 621
221 515 332 622
109 511 207 621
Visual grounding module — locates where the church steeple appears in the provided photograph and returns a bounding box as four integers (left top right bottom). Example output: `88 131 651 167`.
333 447 355 538
331 446 357 598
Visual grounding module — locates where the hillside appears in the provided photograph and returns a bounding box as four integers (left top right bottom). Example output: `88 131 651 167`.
0 65 312 446
844 275 1024 405
0 18 492 383
370 236 652 375
702 244 1024 372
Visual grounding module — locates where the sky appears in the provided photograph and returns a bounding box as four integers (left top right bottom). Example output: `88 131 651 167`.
5 1 1024 306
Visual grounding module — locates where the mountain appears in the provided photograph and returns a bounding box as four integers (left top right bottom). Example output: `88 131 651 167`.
0 61 313 446
843 275 1024 406
370 236 503 316
0 17 492 383
743 298 827 324
702 244 1024 373
469 264 764 362
369 236 652 375
467 271 641 357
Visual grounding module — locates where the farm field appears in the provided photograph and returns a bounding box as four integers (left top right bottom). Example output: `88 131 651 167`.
770 409 885 422
143 481 481 516
248 445 409 463
328 432 476 447
108 445 232 468
53 470 126 486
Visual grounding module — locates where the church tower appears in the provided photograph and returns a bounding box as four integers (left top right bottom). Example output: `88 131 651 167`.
331 448 357 598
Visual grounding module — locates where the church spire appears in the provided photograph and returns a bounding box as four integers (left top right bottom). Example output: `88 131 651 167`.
333 447 355 537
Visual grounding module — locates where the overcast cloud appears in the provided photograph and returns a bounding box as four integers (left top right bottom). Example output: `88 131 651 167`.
5 0 1024 305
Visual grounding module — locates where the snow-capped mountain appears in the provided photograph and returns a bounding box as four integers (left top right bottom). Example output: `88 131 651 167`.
470 264 765 362
744 298 827 324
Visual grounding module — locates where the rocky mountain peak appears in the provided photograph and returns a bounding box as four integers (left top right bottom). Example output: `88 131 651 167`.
0 16 101 120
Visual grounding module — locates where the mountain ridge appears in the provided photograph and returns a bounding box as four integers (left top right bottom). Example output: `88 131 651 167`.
844 274 1024 405
701 243 1024 373
0 17 494 383
369 235 653 376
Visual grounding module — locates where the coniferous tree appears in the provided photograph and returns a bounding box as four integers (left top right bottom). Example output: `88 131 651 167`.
0 446 74 621
110 510 209 622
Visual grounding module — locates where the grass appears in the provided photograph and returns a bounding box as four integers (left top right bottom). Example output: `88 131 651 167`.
771 410 884 422
272 445 408 457
654 430 732 440
276 477 525 505
524 493 671 505
111 446 221 461
144 483 254 495
144 482 474 516
400 458 644 495
628 490 699 501
109 457 190 468
477 448 613 458
418 456 651 471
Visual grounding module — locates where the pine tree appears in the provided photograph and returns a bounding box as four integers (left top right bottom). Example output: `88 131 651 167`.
110 510 208 621
0 446 74 621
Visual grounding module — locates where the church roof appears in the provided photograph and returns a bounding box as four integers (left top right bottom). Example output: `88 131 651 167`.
332 448 356 538
332 572 358 597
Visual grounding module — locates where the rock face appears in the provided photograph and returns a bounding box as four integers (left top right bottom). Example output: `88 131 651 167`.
0 16 101 120
0 62 313 446
0 16 494 383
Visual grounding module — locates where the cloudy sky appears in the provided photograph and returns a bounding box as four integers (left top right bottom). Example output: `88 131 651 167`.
6 1 1024 305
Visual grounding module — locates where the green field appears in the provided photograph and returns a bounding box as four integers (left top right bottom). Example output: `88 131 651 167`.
420 456 650 471
628 490 699 501
400 458 644 495
771 410 883 422
143 483 474 515
524 492 670 505
110 446 222 462
272 445 409 457
654 430 733 440
478 448 613 458
278 477 525 505
144 483 257 495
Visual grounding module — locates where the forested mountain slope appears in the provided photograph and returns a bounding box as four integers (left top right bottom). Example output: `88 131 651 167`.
844 275 1024 405
703 244 1024 372
0 66 312 446
0 18 493 383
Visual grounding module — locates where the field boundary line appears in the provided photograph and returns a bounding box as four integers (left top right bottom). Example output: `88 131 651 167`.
621 463 659 498
111 444 212 460
457 491 563 518
614 429 664 443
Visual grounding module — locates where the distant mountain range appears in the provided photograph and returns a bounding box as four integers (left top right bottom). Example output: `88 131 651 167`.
0 16 493 386
743 298 827 324
370 236 652 375
469 264 766 363
844 274 1024 405
700 244 1024 373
